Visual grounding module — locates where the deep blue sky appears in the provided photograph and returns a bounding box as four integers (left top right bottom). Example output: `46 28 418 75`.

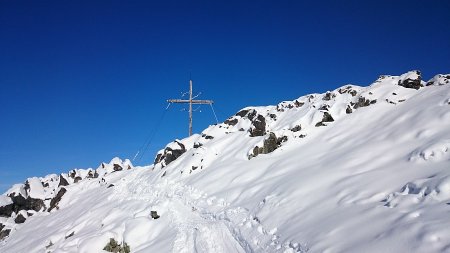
1 0 449 192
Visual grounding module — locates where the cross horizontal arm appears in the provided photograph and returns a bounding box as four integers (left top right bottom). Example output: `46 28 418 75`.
167 99 214 104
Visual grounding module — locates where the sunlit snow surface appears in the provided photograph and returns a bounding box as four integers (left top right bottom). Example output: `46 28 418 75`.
1 71 450 253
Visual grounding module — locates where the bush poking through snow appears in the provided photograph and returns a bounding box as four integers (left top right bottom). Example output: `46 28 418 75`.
103 238 130 253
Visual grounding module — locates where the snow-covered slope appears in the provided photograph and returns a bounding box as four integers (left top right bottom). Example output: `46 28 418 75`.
1 71 450 253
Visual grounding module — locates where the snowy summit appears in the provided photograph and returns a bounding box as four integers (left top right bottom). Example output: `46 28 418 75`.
1 70 450 253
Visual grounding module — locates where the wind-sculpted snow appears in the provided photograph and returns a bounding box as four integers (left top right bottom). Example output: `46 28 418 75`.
2 70 450 252
409 140 450 162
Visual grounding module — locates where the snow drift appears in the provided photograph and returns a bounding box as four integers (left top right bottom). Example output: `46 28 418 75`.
1 70 450 253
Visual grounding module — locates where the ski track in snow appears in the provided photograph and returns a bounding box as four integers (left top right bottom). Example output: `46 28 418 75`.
114 172 307 253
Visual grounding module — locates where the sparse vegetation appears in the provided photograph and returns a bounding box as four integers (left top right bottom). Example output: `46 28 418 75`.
103 238 130 253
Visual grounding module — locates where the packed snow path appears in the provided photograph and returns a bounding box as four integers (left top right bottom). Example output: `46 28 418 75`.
114 170 307 253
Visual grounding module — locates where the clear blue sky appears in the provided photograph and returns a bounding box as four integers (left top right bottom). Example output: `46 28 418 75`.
1 0 449 192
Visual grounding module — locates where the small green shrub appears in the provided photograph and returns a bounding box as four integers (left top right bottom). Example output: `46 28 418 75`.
103 238 130 253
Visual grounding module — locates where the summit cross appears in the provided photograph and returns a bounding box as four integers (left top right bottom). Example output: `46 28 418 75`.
167 80 214 136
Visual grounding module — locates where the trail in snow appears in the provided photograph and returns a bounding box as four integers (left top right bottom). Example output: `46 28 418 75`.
113 172 307 253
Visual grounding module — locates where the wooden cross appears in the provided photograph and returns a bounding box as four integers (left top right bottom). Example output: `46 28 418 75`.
167 80 214 136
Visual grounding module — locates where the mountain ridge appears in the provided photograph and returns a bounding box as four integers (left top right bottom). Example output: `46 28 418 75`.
1 70 450 253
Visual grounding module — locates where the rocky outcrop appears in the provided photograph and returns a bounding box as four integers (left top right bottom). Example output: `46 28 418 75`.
201 134 214 139
87 170 99 178
0 158 135 238
323 92 336 101
315 112 335 127
398 70 422 90
113 164 123 172
235 109 267 137
0 228 10 240
236 109 250 117
0 203 14 218
2 194 45 216
338 86 358 96
426 74 450 86
224 118 238 126
290 125 302 132
263 133 278 154
154 141 187 167
58 175 69 187
151 210 160 219
49 188 67 212
250 114 266 137
14 213 26 224
353 96 377 109
346 105 353 114
250 132 287 159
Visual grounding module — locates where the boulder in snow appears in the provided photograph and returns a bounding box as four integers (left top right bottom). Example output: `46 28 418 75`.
398 70 422 90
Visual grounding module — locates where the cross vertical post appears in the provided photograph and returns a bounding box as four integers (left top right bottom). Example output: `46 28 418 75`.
167 80 214 136
189 79 193 136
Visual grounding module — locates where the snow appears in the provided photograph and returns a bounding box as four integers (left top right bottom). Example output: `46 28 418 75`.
399 70 421 82
1 71 450 253
0 195 12 206
27 177 46 199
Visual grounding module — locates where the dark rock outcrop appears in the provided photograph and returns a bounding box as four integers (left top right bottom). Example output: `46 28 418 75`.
151 210 160 219
252 146 264 157
315 112 335 127
319 104 329 111
246 110 257 121
14 213 26 224
58 175 69 187
224 118 238 126
353 97 377 109
263 133 278 154
0 228 10 240
0 203 14 218
74 176 82 183
154 141 187 167
202 134 214 139
323 92 335 101
277 136 288 145
294 100 304 107
193 142 203 148
236 109 249 117
251 132 285 158
49 187 67 212
0 194 45 217
398 70 422 90
426 74 450 86
250 115 266 137
69 170 76 179
290 125 302 132
346 105 353 114
13 195 45 212
87 170 98 178
113 164 123 172
65 231 75 239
